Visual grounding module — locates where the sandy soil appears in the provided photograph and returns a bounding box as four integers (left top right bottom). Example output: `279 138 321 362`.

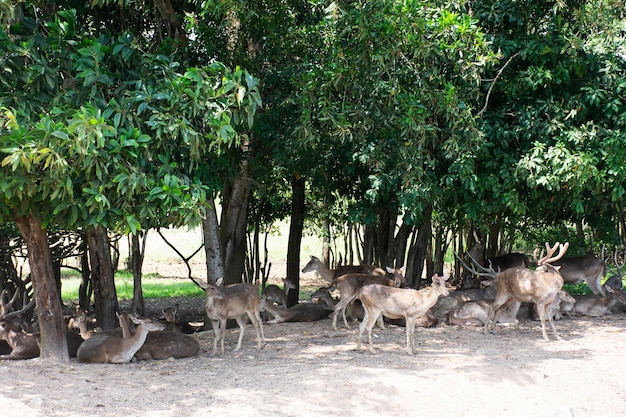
1 294 625 417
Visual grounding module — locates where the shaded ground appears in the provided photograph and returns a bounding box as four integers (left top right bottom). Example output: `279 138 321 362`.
1 296 625 417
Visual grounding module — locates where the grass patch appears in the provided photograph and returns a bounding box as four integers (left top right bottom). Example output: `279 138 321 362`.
61 271 205 302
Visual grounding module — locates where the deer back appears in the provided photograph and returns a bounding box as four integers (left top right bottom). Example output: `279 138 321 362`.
134 331 200 360
496 266 564 303
206 283 260 320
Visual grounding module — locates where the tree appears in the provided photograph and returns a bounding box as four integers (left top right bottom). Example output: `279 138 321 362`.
473 0 626 251
293 0 496 283
1 5 260 361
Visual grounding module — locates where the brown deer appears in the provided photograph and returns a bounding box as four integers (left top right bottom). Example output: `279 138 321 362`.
447 300 520 326
528 290 576 321
263 279 296 308
331 266 404 330
205 278 265 355
0 320 40 360
117 312 200 360
159 304 197 334
570 286 626 317
301 255 386 285
0 294 82 359
485 242 569 341
604 250 624 291
349 274 449 354
465 242 529 273
72 307 123 340
547 251 606 296
76 315 165 363
259 295 333 323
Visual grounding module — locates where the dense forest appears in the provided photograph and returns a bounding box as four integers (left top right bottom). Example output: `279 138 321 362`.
0 0 625 361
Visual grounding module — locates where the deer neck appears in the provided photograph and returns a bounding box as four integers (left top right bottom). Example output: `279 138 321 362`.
77 319 92 340
313 261 335 282
125 323 150 352
421 286 444 308
263 300 286 321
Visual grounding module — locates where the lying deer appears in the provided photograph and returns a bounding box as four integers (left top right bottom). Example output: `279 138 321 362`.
447 300 520 326
486 242 569 341
259 295 333 323
569 286 626 317
76 315 165 364
350 274 450 354
0 294 82 359
159 304 197 334
205 278 265 355
117 312 200 360
301 255 386 285
331 266 404 330
263 279 296 308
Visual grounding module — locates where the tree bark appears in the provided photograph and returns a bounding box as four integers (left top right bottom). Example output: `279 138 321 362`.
78 240 91 311
15 214 69 363
130 232 146 316
406 206 432 288
203 199 225 285
219 161 252 285
286 173 305 307
86 226 119 330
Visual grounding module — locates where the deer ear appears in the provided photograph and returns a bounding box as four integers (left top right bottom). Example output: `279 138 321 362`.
386 266 394 274
215 277 224 286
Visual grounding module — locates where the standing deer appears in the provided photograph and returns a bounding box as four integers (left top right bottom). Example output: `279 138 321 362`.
548 251 606 296
331 266 404 330
205 278 265 355
76 315 165 363
485 242 569 341
349 274 449 354
528 290 576 321
301 255 386 284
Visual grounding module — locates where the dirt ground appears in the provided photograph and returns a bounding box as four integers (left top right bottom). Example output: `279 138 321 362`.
1 292 626 417
1 255 626 417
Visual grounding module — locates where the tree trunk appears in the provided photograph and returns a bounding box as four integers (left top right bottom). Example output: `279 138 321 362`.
130 232 145 316
86 226 119 330
286 173 305 307
219 163 252 285
78 240 92 311
406 206 432 288
15 214 68 363
203 199 225 284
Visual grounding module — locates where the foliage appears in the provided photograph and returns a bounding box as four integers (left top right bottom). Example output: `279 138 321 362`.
294 0 497 233
473 0 626 247
0 8 261 234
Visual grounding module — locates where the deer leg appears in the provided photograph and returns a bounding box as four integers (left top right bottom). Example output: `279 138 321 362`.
332 298 350 330
233 317 246 352
405 318 415 355
366 310 380 354
486 296 510 335
247 310 265 349
357 311 367 351
376 314 385 330
209 319 221 355
543 302 562 341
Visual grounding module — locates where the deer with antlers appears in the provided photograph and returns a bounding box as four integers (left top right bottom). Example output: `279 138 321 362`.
485 242 570 341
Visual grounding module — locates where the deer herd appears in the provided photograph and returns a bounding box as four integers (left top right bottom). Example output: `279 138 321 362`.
0 242 624 362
